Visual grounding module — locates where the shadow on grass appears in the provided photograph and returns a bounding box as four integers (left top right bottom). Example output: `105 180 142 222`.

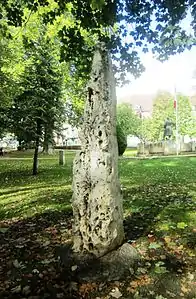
0 209 78 299
0 166 72 188
0 185 72 221
0 185 50 196
0 184 195 299
123 183 196 246
0 156 73 193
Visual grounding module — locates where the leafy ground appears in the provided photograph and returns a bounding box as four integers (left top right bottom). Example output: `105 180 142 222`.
0 151 195 299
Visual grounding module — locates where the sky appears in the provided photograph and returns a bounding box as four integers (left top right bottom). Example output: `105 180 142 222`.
116 46 196 100
116 11 196 101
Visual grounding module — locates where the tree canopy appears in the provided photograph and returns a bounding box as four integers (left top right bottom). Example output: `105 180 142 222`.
0 0 196 147
117 103 142 138
147 91 194 141
1 0 196 83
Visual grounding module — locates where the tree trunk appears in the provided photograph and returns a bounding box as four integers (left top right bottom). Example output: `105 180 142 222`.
72 43 124 257
33 120 41 175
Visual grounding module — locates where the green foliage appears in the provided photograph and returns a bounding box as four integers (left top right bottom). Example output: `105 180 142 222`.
117 103 142 138
147 92 194 141
63 67 86 126
116 124 127 156
9 32 64 150
1 0 196 143
0 33 18 137
1 0 196 83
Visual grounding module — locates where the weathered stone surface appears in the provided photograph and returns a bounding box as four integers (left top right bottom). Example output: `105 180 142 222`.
72 43 124 257
59 150 65 166
101 243 139 266
76 243 140 282
100 243 140 280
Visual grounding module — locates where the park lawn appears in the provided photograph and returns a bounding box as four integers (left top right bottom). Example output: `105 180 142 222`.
122 148 137 157
0 151 75 220
0 152 195 299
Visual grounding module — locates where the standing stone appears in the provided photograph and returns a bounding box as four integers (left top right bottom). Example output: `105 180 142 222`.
72 43 124 257
59 150 65 166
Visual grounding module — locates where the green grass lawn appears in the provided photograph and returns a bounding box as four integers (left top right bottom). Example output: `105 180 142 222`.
123 148 137 157
0 151 195 299
0 151 75 220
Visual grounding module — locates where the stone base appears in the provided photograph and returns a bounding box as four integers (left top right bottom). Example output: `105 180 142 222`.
99 243 140 281
58 243 140 282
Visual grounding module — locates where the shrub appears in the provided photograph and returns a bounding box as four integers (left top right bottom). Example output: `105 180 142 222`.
116 124 127 156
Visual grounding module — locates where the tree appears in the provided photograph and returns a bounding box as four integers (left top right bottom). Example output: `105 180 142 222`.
2 1 195 82
117 103 142 138
116 124 127 156
2 0 196 256
0 33 16 137
11 33 64 174
149 91 193 141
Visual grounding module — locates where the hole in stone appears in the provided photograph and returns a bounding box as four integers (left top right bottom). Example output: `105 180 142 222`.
88 225 92 232
88 87 93 101
89 243 93 250
98 131 102 137
99 140 103 145
96 223 101 229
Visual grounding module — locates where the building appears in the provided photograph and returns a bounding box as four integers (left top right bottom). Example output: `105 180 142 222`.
54 124 80 146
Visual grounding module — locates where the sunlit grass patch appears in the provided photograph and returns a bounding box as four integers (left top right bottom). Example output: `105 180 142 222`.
0 151 75 221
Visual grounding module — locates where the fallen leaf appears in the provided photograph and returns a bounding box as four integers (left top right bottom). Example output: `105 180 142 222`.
57 294 64 298
43 241 50 247
181 285 189 294
69 282 78 292
13 259 22 268
22 285 31 295
71 265 78 271
109 287 122 298
11 285 21 294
